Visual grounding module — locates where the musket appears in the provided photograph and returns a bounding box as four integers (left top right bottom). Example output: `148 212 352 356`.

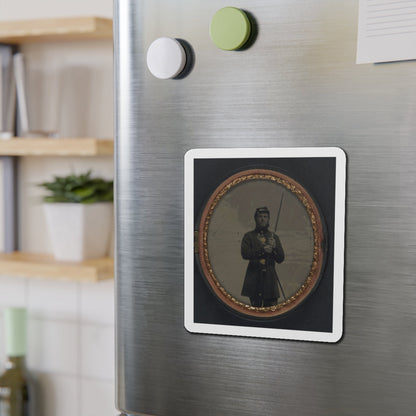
273 193 287 300
274 193 284 233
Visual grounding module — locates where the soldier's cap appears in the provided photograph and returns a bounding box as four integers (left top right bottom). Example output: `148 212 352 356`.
255 207 270 216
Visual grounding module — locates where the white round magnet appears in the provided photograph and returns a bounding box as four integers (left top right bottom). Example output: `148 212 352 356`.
146 37 187 80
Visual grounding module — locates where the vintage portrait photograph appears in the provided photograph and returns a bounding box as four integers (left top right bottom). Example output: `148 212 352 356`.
184 147 346 342
197 168 325 318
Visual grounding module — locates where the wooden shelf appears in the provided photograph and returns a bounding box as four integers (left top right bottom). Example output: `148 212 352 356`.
0 137 113 156
0 17 114 283
0 252 113 282
0 17 112 44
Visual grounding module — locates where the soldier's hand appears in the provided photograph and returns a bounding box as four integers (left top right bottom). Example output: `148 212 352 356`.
267 237 276 248
264 245 273 253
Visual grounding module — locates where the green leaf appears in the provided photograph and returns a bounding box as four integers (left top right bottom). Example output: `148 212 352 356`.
43 195 70 203
39 171 113 204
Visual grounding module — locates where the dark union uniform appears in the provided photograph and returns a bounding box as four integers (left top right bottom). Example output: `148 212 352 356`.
241 207 285 307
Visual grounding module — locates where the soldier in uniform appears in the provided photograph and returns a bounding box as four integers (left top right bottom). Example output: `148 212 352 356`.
241 207 285 307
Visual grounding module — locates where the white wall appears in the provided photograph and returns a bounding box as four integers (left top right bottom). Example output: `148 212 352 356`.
0 1 116 416
0 0 112 21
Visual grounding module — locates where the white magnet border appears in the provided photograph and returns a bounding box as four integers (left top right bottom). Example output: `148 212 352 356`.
184 147 346 343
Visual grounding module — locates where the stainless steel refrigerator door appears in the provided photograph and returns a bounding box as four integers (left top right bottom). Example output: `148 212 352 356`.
114 0 416 415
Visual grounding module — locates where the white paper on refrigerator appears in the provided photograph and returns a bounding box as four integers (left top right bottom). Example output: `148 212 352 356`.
357 0 416 64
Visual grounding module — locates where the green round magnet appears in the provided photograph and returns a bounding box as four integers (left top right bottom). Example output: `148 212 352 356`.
210 7 251 51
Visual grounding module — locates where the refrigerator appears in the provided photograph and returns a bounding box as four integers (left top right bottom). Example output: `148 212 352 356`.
114 1 416 415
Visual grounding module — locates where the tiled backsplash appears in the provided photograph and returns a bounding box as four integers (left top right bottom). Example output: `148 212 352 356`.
0 276 116 416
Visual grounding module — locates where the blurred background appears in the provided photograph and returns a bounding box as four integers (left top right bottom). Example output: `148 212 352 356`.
0 1 115 415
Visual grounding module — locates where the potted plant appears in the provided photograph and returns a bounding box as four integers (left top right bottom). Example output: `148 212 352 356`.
39 171 113 262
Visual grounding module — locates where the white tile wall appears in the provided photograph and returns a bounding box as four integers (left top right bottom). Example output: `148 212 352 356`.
80 324 115 380
27 318 79 375
80 280 115 325
0 276 27 309
31 373 79 416
28 279 78 320
80 379 116 416
0 278 115 416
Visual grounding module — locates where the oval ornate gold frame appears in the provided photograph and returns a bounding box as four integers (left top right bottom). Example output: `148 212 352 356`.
197 169 326 318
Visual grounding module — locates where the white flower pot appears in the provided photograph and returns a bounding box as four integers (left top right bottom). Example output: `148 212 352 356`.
43 202 113 262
